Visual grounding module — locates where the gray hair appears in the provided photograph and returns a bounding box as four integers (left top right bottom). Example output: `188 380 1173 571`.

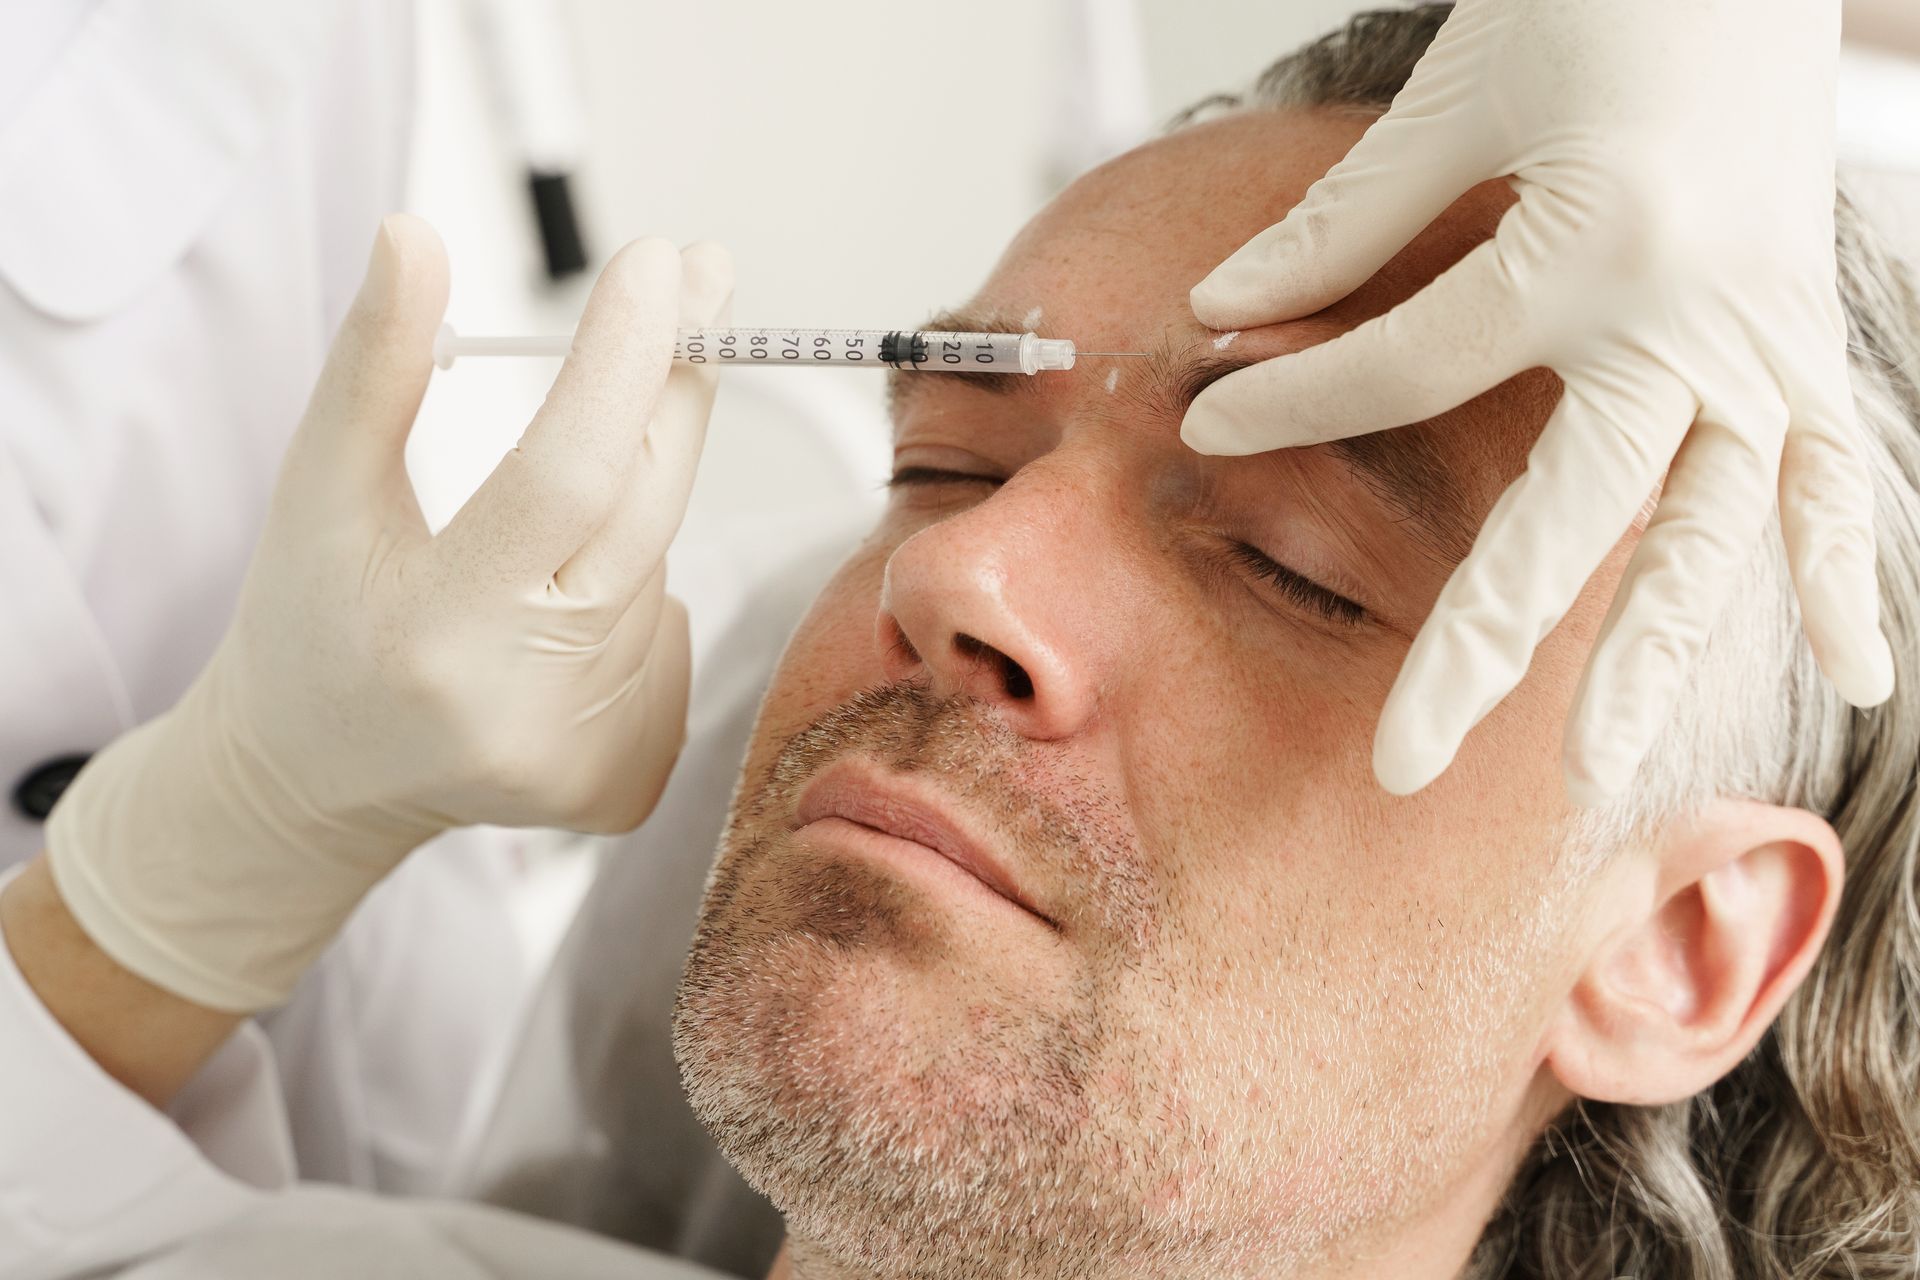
1182 8 1920 1276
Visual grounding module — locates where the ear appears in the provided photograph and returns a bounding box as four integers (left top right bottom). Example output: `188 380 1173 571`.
1543 798 1842 1106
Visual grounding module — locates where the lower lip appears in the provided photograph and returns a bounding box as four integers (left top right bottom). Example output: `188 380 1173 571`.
795 815 1040 922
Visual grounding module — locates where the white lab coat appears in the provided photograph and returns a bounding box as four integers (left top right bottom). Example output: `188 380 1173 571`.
0 903 723 1279
0 0 535 1198
0 906 718 1279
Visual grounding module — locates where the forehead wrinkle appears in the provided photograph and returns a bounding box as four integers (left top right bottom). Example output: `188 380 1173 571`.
1128 317 1353 420
1110 324 1292 424
1109 327 1202 423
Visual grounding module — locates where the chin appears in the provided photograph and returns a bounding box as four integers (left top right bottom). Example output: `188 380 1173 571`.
675 836 1207 1280
675 837 1070 1261
669 832 1463 1280
674 833 1076 1113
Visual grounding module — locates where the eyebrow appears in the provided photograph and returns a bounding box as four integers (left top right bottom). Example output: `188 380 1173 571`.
889 312 1478 565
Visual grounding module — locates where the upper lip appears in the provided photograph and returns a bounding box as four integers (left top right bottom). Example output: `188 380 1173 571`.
795 760 1055 927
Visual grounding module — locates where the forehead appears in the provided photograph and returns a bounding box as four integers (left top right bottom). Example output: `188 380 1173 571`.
981 110 1378 333
960 108 1554 498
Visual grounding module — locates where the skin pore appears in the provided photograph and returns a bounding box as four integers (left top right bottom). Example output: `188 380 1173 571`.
673 109 1841 1280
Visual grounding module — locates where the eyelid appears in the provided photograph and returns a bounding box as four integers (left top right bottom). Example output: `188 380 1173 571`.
887 474 1365 623
1228 541 1366 626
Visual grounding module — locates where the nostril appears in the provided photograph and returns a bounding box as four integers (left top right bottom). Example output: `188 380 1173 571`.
1002 658 1034 700
955 633 1035 701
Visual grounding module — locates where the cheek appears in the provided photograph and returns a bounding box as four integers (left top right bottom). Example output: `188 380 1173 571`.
1116 592 1393 908
1114 593 1573 1027
743 535 894 776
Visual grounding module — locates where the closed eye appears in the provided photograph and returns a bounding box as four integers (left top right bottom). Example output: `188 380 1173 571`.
886 473 1366 626
887 466 1003 489
1228 542 1366 626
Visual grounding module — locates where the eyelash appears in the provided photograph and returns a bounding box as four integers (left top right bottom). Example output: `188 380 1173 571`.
887 466 1001 490
889 470 1364 627
1227 542 1367 626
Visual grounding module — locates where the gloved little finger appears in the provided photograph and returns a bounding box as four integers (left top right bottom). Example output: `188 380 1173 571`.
554 242 735 605
434 238 682 595
1562 411 1783 804
1779 383 1895 708
1372 369 1690 795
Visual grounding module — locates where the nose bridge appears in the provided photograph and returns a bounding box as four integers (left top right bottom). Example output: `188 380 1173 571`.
878 457 1123 739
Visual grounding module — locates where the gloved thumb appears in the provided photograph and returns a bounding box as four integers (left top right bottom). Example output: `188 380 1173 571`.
283 214 450 520
1189 0 1497 331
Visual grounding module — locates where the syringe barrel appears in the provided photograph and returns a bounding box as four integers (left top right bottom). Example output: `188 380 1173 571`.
671 329 1066 374
434 325 1080 374
675 328 885 367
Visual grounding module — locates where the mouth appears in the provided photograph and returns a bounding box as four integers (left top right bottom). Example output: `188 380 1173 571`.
794 760 1057 930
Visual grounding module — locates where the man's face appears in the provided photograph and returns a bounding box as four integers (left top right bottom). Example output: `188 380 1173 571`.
676 110 1628 1278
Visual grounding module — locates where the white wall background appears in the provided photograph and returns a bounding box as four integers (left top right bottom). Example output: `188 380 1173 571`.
403 0 1920 669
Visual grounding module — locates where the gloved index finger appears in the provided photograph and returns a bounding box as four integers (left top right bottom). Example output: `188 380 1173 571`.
1189 3 1496 332
1190 105 1489 333
552 241 734 605
434 238 683 593
291 214 451 524
1183 226 1535 457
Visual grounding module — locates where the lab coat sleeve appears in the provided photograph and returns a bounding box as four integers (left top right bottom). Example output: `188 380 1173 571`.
0 869 296 1280
112 1188 731 1280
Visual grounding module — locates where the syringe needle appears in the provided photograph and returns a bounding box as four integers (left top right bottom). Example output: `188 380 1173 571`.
1075 351 1150 357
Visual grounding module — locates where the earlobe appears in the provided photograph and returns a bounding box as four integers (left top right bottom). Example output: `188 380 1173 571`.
1545 800 1842 1107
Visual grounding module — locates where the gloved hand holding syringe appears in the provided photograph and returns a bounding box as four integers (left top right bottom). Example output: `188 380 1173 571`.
37 218 1150 1021
434 323 1146 375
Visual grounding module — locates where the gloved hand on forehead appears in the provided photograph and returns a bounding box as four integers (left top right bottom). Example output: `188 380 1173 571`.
46 215 732 1012
1181 0 1894 804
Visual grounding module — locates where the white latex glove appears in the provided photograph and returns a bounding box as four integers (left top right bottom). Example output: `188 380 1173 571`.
1182 0 1894 804
46 216 732 1011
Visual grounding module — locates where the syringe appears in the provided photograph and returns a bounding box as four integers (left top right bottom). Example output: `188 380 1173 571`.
433 324 1146 376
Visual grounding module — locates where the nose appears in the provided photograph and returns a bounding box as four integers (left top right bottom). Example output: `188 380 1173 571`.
875 476 1111 741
